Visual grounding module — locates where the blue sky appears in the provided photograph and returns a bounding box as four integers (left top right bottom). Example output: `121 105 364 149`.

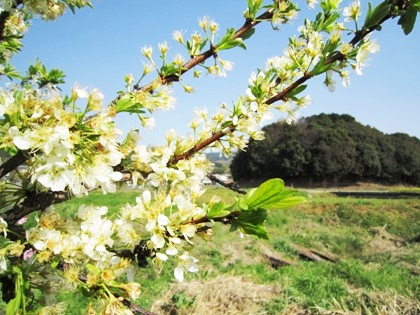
10 0 420 145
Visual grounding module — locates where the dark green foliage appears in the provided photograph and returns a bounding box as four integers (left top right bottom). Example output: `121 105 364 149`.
230 113 420 185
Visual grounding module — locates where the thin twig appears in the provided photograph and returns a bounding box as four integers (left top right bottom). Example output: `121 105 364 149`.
122 298 158 315
206 172 246 194
112 9 275 104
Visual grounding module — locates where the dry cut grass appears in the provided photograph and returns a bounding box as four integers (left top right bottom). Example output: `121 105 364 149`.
151 276 281 315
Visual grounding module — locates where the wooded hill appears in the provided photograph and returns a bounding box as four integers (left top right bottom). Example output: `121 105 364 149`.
230 113 420 186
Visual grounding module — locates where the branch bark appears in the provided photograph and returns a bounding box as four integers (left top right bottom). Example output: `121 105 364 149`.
0 150 30 179
206 172 246 194
3 190 68 226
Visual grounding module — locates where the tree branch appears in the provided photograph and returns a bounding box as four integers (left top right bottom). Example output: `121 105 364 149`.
206 172 246 194
185 211 240 226
3 190 68 226
168 125 236 165
0 150 30 179
124 9 275 95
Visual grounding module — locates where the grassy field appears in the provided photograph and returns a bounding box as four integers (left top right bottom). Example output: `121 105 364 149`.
32 185 420 314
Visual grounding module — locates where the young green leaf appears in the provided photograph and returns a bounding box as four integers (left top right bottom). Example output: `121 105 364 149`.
242 178 304 211
245 179 285 209
398 5 418 35
230 208 269 239
6 267 23 315
310 58 333 76
241 28 256 41
288 85 307 99
216 28 247 51
363 1 392 30
207 201 231 219
114 94 145 114
246 0 264 19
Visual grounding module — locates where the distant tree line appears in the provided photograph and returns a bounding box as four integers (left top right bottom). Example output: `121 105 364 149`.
230 114 420 186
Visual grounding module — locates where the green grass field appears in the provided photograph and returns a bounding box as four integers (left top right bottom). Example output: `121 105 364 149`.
14 185 420 314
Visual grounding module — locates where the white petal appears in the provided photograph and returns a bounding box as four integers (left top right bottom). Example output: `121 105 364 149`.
74 88 89 98
156 252 168 261
157 214 169 226
166 246 178 256
151 234 165 248
174 266 184 282
13 136 32 150
187 262 199 273
142 190 151 204
110 171 123 181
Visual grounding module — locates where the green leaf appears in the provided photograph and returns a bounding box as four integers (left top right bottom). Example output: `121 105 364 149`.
50 255 61 268
288 84 307 99
231 208 269 239
199 39 209 51
6 295 21 315
322 39 340 56
241 28 256 41
365 2 373 25
242 178 305 210
207 201 231 219
6 267 23 315
24 59 65 87
363 1 392 30
114 93 145 114
86 263 100 274
244 178 284 208
323 12 340 32
310 57 332 76
160 62 179 77
246 0 264 19
115 94 133 111
398 5 418 35
2 64 21 80
215 28 247 51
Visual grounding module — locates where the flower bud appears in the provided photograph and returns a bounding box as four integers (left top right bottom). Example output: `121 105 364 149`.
158 41 169 55
172 30 184 43
141 45 153 60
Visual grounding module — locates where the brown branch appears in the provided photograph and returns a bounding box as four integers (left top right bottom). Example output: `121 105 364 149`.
122 297 158 315
131 9 275 93
0 150 30 179
206 172 246 194
267 12 396 105
3 190 68 226
266 73 312 105
184 210 240 227
168 125 236 165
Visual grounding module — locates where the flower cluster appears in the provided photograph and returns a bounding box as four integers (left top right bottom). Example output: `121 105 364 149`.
24 187 206 284
24 205 141 312
115 188 202 282
0 0 412 313
1 85 124 195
